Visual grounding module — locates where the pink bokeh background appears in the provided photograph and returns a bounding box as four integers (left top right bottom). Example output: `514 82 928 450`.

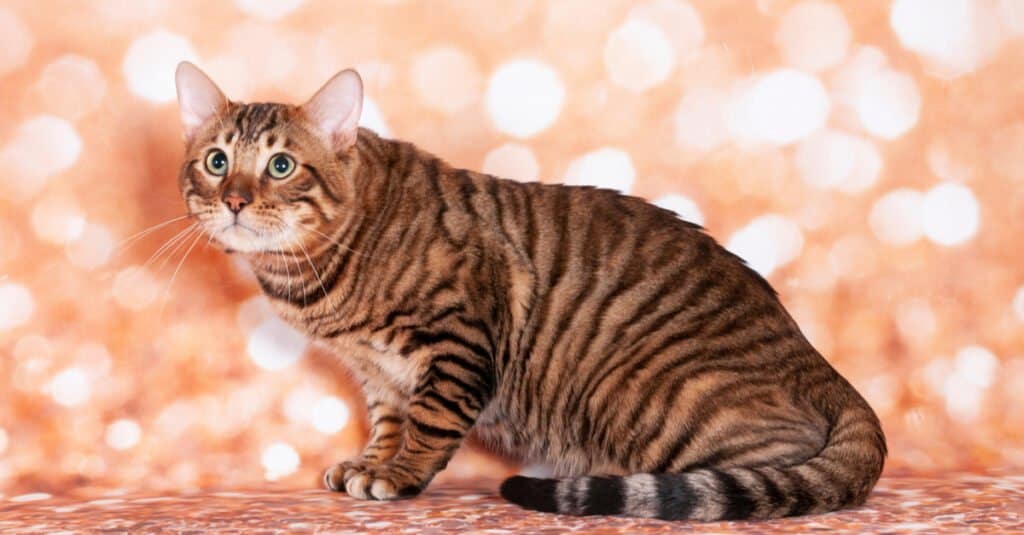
1 0 1023 496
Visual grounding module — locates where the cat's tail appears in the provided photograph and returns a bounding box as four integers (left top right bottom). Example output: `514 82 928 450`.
499 406 886 520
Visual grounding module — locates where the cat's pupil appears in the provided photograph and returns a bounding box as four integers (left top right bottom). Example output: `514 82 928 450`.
211 153 226 169
273 157 288 172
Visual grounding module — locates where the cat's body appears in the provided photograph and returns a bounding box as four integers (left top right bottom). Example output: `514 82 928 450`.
175 63 886 521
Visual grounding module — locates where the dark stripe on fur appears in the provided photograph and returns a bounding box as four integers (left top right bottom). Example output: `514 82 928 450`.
500 476 559 513
582 476 625 515
656 474 698 520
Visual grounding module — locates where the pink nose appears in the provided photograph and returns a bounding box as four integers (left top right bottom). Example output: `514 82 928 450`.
222 192 249 213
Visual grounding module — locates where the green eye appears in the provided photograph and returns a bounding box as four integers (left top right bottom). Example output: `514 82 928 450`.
205 150 228 176
267 154 296 179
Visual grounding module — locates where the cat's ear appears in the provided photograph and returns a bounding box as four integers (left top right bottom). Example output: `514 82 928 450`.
301 69 363 151
175 62 228 141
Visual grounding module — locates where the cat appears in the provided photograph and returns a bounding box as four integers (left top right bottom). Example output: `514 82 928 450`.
173 61 886 521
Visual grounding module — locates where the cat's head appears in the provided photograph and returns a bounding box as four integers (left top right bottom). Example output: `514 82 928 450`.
174 62 363 254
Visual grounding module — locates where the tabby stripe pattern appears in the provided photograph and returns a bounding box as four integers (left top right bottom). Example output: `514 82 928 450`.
179 97 886 519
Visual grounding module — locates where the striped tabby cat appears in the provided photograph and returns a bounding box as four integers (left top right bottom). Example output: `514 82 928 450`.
174 62 886 521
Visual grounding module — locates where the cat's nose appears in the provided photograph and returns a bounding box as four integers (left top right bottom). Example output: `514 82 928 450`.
222 190 252 214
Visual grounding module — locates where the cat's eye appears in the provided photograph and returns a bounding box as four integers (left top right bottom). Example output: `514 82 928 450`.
205 150 229 176
267 154 296 179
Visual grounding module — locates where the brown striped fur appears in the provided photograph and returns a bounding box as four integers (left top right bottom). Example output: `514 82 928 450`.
175 63 886 520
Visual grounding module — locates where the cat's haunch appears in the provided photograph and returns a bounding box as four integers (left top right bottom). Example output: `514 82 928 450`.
174 62 885 521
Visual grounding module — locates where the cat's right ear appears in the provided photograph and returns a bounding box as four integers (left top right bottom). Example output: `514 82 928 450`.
175 62 227 142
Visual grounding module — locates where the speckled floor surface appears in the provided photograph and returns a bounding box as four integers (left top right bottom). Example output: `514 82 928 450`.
1 474 1020 534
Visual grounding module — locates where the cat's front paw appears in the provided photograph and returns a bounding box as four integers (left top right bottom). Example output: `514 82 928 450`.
339 464 424 501
324 459 374 493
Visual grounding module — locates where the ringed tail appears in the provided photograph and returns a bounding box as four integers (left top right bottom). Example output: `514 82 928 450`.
499 405 886 521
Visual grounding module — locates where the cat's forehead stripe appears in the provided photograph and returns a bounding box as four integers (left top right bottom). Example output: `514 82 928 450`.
231 103 286 144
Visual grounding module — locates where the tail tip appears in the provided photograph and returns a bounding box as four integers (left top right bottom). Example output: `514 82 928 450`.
500 475 559 513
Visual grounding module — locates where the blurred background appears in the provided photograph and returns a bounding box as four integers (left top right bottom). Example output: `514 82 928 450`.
0 0 1022 496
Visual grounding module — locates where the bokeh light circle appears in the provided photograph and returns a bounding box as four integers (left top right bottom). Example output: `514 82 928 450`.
563 148 636 194
674 87 730 151
47 367 91 407
122 30 198 103
65 223 115 270
796 130 882 194
726 214 804 277
311 396 350 435
106 419 142 450
34 55 107 119
0 283 35 330
411 45 482 114
775 1 851 72
856 70 921 139
234 0 306 19
604 19 676 92
869 189 925 246
482 143 540 182
247 318 308 371
0 116 82 201
0 7 33 76
653 194 705 226
921 182 980 246
728 70 830 145
262 442 300 480
485 59 566 138
1013 286 1024 322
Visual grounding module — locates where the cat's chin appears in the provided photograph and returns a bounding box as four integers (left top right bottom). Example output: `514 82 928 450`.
209 224 283 255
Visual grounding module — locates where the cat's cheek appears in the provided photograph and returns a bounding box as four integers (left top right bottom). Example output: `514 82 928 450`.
280 213 311 242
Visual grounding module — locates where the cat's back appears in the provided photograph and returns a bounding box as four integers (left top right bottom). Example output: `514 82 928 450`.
405 152 801 363
471 175 782 319
464 175 715 273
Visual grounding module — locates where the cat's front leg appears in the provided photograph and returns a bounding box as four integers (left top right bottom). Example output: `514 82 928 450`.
324 392 405 492
343 352 493 500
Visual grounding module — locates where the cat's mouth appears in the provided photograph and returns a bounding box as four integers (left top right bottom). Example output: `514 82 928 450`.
188 201 298 254
214 222 272 253
221 220 259 236
201 214 296 255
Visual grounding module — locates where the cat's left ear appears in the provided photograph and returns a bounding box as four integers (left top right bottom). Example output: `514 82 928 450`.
175 62 228 142
301 69 363 152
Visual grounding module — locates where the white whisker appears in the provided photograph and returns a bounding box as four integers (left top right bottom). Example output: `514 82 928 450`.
280 236 295 305
295 237 330 301
114 214 193 257
141 224 199 271
293 221 372 259
154 225 202 274
286 238 306 308
157 229 205 325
